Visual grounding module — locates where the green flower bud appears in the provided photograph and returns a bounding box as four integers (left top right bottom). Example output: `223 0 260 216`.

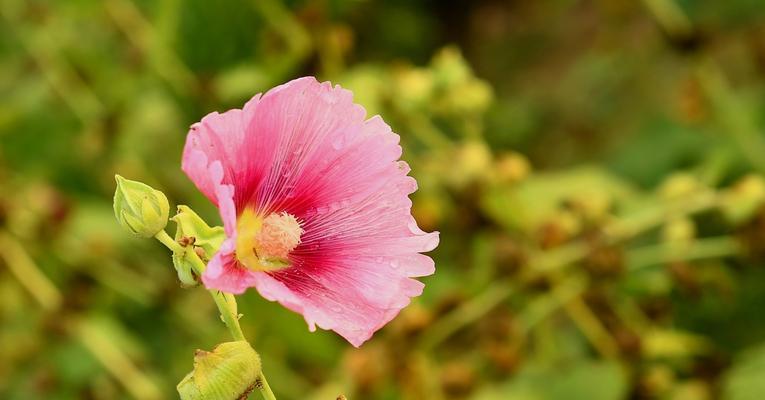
177 341 262 400
113 175 169 238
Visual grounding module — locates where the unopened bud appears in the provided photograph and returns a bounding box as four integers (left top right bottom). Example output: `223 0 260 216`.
177 341 262 400
113 175 169 238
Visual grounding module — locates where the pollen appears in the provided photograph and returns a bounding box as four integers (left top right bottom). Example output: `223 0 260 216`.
256 212 303 260
236 209 303 271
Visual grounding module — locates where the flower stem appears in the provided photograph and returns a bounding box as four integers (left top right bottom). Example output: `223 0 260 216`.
626 235 742 270
154 229 278 400
0 231 62 311
210 290 246 341
257 374 277 400
155 229 183 253
210 289 276 400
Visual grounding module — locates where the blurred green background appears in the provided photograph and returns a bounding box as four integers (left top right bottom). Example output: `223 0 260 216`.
3 0 765 399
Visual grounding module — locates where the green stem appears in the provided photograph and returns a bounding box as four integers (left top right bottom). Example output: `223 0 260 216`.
697 61 765 174
517 276 588 333
418 280 515 350
257 374 277 400
422 190 720 348
0 231 62 311
210 290 246 341
642 0 693 39
627 235 742 270
154 229 278 400
155 229 183 253
534 190 719 274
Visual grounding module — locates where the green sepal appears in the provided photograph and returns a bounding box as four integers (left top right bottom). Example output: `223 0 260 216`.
171 205 226 261
168 205 226 287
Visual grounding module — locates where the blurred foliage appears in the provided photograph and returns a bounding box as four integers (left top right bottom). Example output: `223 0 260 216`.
3 0 765 399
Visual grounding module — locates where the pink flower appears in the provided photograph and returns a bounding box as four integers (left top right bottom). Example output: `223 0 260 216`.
182 77 439 346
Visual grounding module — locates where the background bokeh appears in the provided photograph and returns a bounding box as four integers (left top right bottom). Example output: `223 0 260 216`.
3 0 765 399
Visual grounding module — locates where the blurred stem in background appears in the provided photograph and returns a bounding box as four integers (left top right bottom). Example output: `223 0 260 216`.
421 186 726 351
644 0 765 174
105 0 198 96
697 62 765 174
0 2 105 124
642 0 693 40
0 231 62 311
75 318 164 400
627 235 742 271
0 232 165 399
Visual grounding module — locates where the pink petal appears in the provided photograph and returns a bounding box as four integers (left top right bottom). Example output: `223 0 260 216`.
252 268 425 347
201 238 258 294
181 94 260 206
182 77 439 346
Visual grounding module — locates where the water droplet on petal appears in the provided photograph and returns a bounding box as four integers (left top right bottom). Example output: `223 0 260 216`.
329 201 342 212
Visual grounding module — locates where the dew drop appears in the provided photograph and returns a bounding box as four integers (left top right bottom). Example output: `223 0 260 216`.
329 201 342 212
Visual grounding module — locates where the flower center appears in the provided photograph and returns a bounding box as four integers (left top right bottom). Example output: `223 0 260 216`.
235 209 303 271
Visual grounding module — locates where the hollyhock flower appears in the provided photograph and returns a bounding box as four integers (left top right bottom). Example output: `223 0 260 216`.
182 77 439 346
